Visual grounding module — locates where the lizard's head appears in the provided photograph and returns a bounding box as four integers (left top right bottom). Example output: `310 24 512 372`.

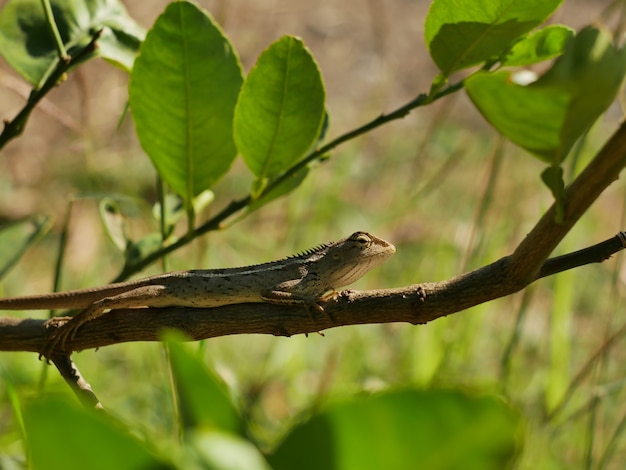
320 231 396 289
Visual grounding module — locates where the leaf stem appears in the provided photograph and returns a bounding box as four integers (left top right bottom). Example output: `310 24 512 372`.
0 29 101 151
40 0 69 60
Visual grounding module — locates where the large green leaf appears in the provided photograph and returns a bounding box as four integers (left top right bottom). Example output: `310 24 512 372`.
244 111 328 213
234 35 325 181
24 396 169 469
466 26 626 164
129 2 243 202
425 0 563 76
268 389 521 470
0 0 145 85
185 430 271 470
167 335 242 434
129 1 243 203
466 71 569 160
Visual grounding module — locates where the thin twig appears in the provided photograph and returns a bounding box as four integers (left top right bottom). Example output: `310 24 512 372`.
40 0 69 60
538 232 626 278
0 29 102 151
50 355 102 409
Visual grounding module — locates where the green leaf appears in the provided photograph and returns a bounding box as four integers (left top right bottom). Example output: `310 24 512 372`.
234 35 325 180
246 110 327 208
503 25 574 66
129 1 243 203
166 334 242 433
152 190 214 237
541 26 626 157
124 232 163 267
466 26 626 164
269 389 521 470
466 70 569 160
24 396 169 470
99 198 127 252
192 190 215 214
425 0 563 76
186 430 271 470
247 166 310 214
0 216 51 280
0 0 145 85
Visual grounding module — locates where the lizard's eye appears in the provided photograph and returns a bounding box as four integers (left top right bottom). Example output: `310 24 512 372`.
353 233 370 246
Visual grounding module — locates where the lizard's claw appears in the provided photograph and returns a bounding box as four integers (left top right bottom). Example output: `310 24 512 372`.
41 317 78 359
310 298 336 324
301 302 328 337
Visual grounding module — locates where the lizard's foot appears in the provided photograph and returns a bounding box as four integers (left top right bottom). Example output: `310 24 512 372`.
40 317 69 360
311 301 336 325
41 317 81 359
317 290 339 324
303 302 327 337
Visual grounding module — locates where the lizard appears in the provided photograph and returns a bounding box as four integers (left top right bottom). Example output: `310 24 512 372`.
0 231 395 356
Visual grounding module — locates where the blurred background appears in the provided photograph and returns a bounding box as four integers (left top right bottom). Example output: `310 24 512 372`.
1 0 625 467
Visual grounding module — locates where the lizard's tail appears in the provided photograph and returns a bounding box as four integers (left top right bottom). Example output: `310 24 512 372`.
0 283 143 311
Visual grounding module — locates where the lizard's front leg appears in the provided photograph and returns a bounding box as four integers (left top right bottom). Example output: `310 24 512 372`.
43 285 167 357
44 302 106 356
261 284 338 324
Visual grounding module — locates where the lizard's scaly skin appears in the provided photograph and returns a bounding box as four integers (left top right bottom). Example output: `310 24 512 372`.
0 232 395 355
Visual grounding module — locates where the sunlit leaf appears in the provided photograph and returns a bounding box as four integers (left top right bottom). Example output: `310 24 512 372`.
24 396 168 470
234 36 325 180
124 232 163 266
129 1 243 203
466 70 569 160
99 198 127 252
269 389 521 470
246 166 310 214
425 0 563 75
0 0 144 85
186 430 271 470
466 27 626 164
167 335 242 434
503 25 574 66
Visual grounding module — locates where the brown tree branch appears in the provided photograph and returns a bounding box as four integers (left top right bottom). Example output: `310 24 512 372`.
508 120 626 283
0 230 624 356
50 355 103 409
538 232 626 278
